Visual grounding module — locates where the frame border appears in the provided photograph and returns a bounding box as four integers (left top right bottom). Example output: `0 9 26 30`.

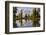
5 1 45 34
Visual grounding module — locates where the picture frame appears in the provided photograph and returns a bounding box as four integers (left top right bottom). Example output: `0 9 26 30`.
5 1 45 34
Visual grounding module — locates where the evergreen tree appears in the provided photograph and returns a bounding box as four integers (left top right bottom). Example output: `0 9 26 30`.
30 8 40 27
13 7 18 28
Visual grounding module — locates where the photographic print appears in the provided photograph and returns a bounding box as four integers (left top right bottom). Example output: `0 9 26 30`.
13 7 40 28
5 1 45 34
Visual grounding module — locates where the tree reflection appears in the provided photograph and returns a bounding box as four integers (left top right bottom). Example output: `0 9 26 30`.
13 7 40 28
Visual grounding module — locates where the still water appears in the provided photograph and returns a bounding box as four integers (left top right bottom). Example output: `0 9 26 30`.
15 19 33 28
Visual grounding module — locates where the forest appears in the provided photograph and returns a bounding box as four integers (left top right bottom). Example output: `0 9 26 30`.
13 7 40 28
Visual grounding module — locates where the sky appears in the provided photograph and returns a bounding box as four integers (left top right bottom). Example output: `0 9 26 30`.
16 7 33 16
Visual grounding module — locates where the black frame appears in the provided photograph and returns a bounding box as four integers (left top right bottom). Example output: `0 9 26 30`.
5 1 45 34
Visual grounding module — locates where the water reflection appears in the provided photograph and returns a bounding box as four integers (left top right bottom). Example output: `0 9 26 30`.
16 19 33 27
